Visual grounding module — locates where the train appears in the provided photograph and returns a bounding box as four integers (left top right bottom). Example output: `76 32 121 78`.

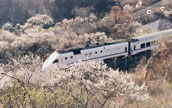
42 29 172 71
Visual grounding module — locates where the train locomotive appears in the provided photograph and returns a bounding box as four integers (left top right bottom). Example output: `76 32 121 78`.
42 29 172 71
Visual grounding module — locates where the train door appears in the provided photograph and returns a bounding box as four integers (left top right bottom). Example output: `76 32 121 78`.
128 42 132 55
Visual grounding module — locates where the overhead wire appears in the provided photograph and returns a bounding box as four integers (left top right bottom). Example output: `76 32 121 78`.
132 0 163 17
124 0 169 19
94 0 172 27
130 1 172 21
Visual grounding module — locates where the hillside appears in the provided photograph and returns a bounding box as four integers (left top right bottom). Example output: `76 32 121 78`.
0 0 172 108
0 0 172 27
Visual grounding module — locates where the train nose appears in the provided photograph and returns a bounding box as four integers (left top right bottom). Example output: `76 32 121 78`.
42 52 59 71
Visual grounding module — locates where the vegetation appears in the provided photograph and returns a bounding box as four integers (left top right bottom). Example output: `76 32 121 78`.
0 0 172 27
0 56 148 108
0 0 172 108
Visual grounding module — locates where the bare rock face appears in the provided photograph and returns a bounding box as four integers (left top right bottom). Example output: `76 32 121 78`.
158 19 172 31
142 19 172 33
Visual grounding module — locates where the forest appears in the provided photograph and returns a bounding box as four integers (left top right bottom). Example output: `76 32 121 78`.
0 0 172 108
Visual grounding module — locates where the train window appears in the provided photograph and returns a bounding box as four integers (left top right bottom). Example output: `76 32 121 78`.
125 47 127 52
72 48 82 55
85 54 88 56
141 43 145 48
65 57 68 60
152 40 157 44
71 56 73 59
134 46 136 50
95 51 98 54
146 42 150 47
151 41 153 45
89 53 92 55
100 50 103 53
53 59 58 63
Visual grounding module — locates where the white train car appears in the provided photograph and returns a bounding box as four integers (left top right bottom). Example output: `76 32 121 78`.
42 41 128 70
42 29 172 70
130 33 159 55
130 28 172 55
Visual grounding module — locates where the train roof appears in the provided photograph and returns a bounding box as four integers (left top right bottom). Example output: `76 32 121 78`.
58 29 172 54
125 38 139 42
58 40 127 54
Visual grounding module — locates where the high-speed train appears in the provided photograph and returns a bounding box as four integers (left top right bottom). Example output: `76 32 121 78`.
42 29 172 70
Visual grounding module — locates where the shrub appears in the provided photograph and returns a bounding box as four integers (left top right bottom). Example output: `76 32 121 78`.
0 56 149 108
1 22 15 32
